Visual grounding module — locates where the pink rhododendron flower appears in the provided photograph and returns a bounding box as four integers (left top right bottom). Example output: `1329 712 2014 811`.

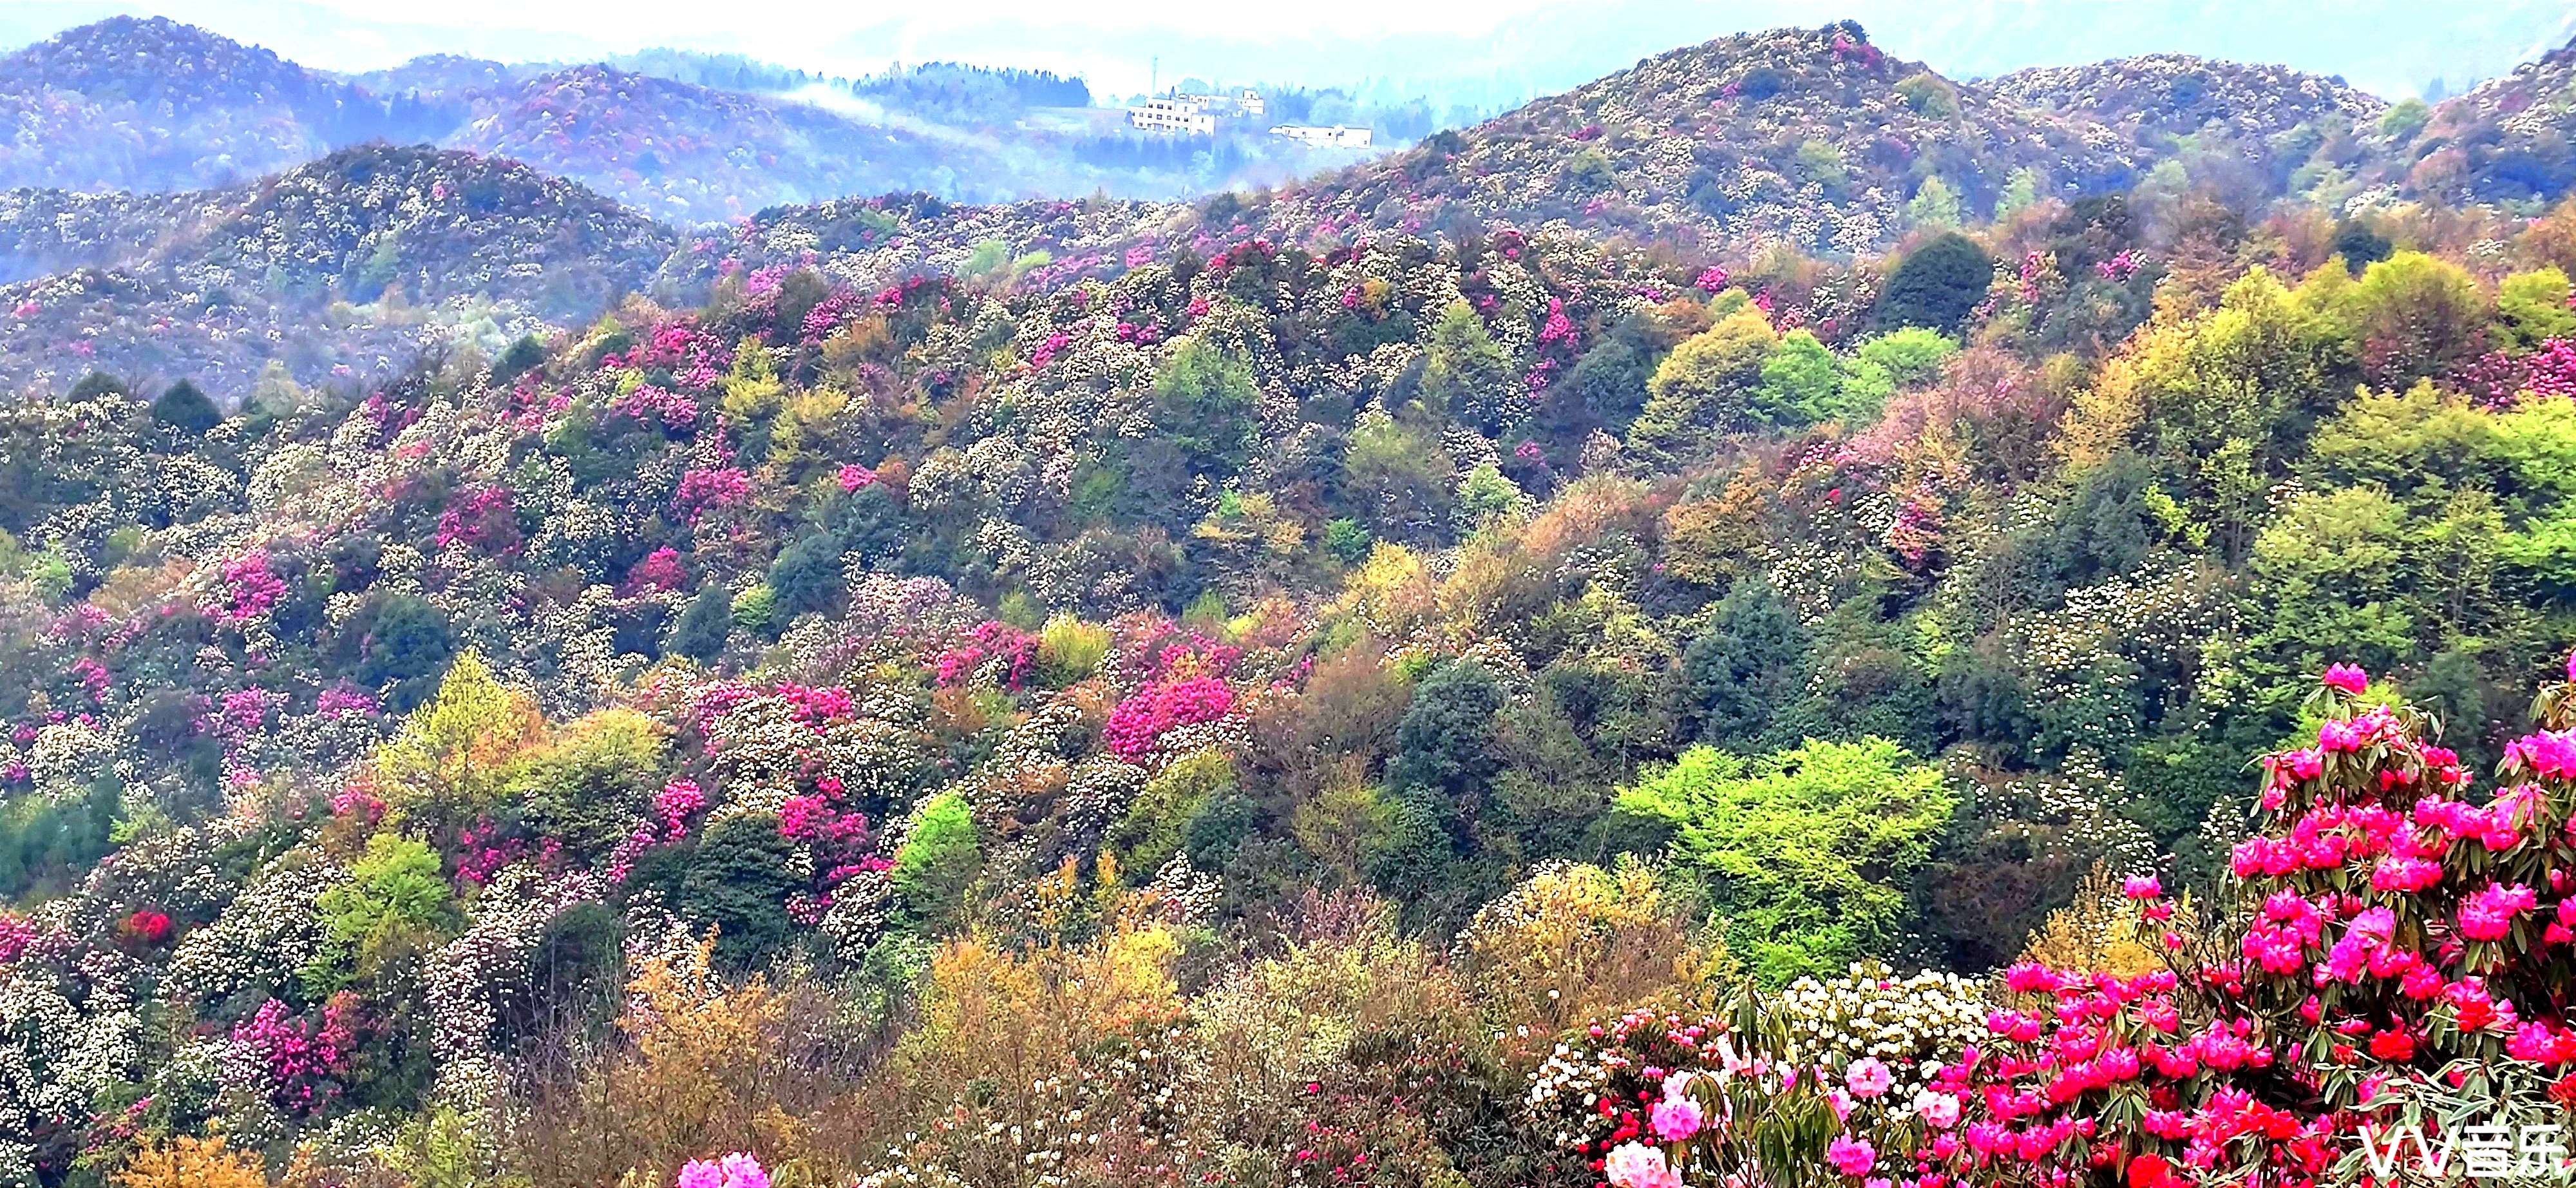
2123 874 2162 899
2321 664 2369 695
676 1153 767 1188
1649 1092 1703 1141
1604 1142 1680 1188
1826 1134 1877 1177
656 779 708 837
2461 882 2539 942
1844 1056 1892 1098
2318 718 2362 753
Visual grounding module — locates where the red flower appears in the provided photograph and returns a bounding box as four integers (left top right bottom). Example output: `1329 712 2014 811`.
122 910 171 945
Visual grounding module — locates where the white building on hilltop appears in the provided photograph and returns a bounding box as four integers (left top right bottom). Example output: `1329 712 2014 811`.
1271 124 1373 149
1237 89 1266 116
1128 96 1216 135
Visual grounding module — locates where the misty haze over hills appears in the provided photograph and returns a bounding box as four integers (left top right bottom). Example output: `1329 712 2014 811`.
3 0 2571 114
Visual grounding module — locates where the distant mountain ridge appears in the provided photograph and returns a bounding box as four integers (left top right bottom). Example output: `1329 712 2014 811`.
0 146 679 401
6 19 2576 406
2401 32 2576 203
0 15 452 191
0 17 1378 221
447 65 1037 222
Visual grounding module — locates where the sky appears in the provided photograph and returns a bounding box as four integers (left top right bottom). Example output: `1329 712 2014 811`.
3 0 2571 107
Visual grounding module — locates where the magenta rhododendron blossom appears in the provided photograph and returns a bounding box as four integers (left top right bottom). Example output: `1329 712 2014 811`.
673 466 752 522
656 779 707 836
1825 1133 1875 1176
2459 882 2539 942
1101 676 1236 761
675 1153 767 1188
2320 663 2369 695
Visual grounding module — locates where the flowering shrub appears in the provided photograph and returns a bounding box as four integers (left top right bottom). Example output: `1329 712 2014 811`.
1101 677 1236 762
674 466 753 522
932 620 1038 690
231 993 360 1113
676 1152 769 1188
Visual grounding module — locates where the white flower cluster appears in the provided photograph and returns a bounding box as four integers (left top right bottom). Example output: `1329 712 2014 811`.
1771 963 1989 1096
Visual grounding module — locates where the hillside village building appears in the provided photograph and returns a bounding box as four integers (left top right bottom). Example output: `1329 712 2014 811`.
1127 96 1216 134
1126 88 1269 134
1270 124 1374 149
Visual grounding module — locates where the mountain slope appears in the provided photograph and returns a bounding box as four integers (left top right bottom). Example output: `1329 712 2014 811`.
2403 34 2576 202
0 16 448 191
1162 24 2145 257
447 66 1035 223
0 146 682 401
1985 55 2387 140
1982 55 2396 198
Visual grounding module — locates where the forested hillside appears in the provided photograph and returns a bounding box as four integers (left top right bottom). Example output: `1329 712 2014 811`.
11 16 2576 1188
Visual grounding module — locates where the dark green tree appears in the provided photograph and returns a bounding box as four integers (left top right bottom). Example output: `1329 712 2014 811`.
149 380 222 435
767 532 845 618
1680 579 1808 749
674 814 802 967
1877 232 1994 331
670 584 734 664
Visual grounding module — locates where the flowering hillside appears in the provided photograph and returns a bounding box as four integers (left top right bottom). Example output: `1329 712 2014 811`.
447 66 1044 223
2401 34 2576 204
1984 55 2394 198
5 117 2576 1186
0 16 451 192
0 146 681 401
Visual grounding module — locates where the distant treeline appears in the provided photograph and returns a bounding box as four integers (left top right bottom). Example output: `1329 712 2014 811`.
850 63 1095 122
1263 88 1483 142
604 52 1091 121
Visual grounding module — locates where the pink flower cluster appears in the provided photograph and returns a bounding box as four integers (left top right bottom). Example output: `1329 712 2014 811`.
454 819 532 888
1030 331 1072 370
778 790 870 849
673 466 752 523
933 620 1038 690
329 786 386 824
220 549 288 622
657 779 708 836
0 912 31 964
434 486 519 552
612 383 702 430
625 547 687 594
676 1153 768 1188
2095 250 2143 282
231 994 358 1113
316 684 379 720
1911 658 2576 1188
1101 677 1236 762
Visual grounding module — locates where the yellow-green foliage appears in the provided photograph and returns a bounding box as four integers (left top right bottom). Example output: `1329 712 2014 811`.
1106 749 1235 877
1615 739 1951 984
1631 305 1779 461
1458 856 1719 1055
308 832 460 992
374 651 547 826
1035 613 1112 686
506 707 670 851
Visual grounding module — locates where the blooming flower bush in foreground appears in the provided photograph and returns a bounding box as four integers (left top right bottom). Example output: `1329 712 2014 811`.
1544 656 2576 1188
